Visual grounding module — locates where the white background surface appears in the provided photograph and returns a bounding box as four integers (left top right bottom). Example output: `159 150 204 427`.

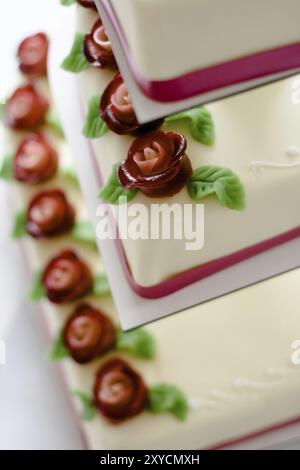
0 0 299 451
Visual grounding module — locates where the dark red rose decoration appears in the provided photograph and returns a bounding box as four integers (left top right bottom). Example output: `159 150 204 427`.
4 84 49 131
93 358 148 422
63 304 116 364
118 130 193 198
17 33 49 76
14 133 58 184
26 189 75 239
78 0 96 8
42 250 93 304
100 74 163 136
83 19 117 69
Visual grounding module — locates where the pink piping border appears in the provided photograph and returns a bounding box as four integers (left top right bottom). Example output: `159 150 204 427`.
123 227 300 299
100 0 300 103
208 415 300 450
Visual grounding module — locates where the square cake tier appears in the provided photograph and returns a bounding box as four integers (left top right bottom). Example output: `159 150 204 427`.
77 8 300 297
96 0 300 103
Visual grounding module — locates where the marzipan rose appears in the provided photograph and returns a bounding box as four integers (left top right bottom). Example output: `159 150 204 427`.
63 304 116 364
4 84 49 130
14 133 58 184
83 19 117 69
26 189 75 239
93 358 148 422
118 130 193 197
42 250 93 304
17 33 49 76
100 73 163 136
78 0 97 9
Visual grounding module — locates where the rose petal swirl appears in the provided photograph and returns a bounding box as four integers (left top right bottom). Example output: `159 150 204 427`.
17 33 49 76
118 130 193 197
26 189 75 239
100 73 163 136
42 250 93 304
14 133 58 184
83 19 117 69
4 84 49 131
94 358 148 422
63 304 116 364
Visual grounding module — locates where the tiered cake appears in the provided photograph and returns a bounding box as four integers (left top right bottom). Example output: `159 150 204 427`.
1 0 300 451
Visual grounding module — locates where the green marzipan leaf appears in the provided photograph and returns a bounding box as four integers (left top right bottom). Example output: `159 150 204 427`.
48 330 70 361
0 154 13 180
166 106 215 146
98 164 138 205
187 165 246 211
73 390 97 422
0 102 5 121
148 384 188 421
60 0 76 5
59 166 78 186
61 33 89 73
11 210 27 239
28 270 46 301
72 221 97 249
116 328 156 360
45 111 65 138
82 95 109 139
93 273 111 297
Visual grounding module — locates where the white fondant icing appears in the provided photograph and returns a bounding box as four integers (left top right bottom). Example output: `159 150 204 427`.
210 389 237 402
233 378 278 391
188 398 202 410
251 160 300 171
188 398 224 411
268 367 294 377
286 146 300 158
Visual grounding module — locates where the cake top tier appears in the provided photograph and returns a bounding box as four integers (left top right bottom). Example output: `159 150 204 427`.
108 0 300 81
